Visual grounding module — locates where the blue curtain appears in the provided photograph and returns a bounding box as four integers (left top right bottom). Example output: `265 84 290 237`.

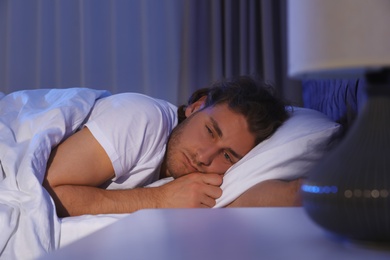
0 0 302 106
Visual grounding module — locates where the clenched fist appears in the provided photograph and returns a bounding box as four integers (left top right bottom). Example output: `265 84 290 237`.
156 173 223 208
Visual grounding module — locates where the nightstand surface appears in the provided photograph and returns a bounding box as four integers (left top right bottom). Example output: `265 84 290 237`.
41 207 390 260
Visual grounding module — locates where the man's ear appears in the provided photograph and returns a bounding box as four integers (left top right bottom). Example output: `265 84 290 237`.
184 96 207 117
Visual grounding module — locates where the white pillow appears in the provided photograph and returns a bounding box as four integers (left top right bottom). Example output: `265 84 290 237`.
214 107 341 207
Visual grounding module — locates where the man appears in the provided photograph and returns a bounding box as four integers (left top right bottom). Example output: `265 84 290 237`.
43 76 300 217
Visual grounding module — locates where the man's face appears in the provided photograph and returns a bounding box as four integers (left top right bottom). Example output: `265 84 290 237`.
164 103 256 179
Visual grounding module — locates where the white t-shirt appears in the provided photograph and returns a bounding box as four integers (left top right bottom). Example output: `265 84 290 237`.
84 93 178 189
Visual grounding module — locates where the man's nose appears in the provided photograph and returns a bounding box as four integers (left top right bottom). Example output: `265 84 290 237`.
196 146 219 166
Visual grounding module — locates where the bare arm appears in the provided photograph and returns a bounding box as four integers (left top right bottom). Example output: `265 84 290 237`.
43 127 222 217
226 179 303 208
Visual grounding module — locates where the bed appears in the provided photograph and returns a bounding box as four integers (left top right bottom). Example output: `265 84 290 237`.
0 79 363 259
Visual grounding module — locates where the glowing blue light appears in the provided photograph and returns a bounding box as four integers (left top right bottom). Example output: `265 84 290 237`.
302 184 338 194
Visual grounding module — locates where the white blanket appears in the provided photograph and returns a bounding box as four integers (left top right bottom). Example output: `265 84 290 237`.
0 88 110 259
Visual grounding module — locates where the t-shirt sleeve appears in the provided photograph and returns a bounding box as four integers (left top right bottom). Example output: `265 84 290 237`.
84 93 177 180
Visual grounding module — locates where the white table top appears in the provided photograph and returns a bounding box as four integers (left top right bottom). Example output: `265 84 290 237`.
42 207 390 260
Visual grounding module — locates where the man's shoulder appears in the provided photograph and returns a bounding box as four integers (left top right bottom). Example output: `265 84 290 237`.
100 93 176 113
92 93 178 128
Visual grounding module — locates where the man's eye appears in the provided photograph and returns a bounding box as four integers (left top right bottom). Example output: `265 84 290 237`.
223 152 232 163
206 126 214 137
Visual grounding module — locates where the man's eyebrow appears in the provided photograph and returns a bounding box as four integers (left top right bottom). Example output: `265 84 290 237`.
210 117 244 160
210 117 223 138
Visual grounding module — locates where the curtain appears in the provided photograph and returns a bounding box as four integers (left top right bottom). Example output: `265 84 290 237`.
0 0 302 106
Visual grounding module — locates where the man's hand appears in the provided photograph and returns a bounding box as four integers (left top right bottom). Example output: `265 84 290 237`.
156 173 223 208
227 178 303 208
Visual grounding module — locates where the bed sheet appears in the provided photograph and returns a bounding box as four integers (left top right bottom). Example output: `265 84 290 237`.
0 88 110 259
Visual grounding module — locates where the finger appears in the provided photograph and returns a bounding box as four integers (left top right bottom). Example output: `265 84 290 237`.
199 203 209 208
203 185 223 200
202 174 223 186
200 195 217 208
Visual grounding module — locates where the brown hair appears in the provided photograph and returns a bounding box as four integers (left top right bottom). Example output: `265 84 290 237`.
177 76 289 145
